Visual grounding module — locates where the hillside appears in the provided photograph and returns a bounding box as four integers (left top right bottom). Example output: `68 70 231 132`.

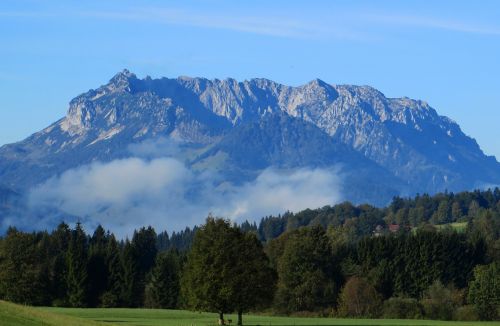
0 300 109 326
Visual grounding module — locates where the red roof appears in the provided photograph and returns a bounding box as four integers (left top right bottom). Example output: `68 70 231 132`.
388 224 400 232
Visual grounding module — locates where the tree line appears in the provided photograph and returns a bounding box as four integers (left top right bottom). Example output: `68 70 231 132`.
0 189 499 323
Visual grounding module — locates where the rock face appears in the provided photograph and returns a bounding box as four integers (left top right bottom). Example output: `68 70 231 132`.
0 69 499 215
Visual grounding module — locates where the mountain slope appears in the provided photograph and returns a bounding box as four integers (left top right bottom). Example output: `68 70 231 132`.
193 112 405 203
0 70 499 227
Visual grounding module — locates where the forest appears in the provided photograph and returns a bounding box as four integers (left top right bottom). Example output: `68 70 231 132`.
0 189 499 323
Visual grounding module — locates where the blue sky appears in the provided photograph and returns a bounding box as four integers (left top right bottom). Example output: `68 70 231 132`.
1 0 500 158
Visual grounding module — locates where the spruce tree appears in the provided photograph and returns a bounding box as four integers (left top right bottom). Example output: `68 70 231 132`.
0 228 50 305
87 225 109 307
66 222 88 307
49 222 71 305
121 239 139 307
100 234 123 307
120 227 158 307
144 250 181 308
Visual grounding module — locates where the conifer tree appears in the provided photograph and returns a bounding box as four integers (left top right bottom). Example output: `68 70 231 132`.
121 239 138 307
49 222 71 305
100 233 123 307
66 222 88 307
0 228 50 305
144 250 181 308
87 225 109 307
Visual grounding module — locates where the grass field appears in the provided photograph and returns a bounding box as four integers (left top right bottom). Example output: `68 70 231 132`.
0 300 106 326
2 301 499 326
435 222 468 232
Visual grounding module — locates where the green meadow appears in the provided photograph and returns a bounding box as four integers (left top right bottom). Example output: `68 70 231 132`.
1 301 498 326
434 222 468 232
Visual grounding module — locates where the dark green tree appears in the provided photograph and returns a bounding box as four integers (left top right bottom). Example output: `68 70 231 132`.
49 222 71 305
144 250 181 309
100 233 123 307
120 227 158 307
66 222 88 307
121 239 139 307
87 225 109 307
232 232 277 325
181 218 240 324
275 226 338 313
0 228 50 305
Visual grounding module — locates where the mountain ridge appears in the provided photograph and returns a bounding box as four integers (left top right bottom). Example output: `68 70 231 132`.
0 69 499 228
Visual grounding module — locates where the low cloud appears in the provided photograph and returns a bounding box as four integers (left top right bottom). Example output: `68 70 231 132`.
28 155 342 237
218 168 341 219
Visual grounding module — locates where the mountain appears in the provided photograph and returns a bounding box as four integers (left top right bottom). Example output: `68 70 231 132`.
0 70 499 228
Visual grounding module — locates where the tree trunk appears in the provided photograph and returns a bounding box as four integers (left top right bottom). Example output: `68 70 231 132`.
218 312 224 325
237 310 243 326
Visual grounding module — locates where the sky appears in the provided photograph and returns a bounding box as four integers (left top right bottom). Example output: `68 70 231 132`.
1 0 500 158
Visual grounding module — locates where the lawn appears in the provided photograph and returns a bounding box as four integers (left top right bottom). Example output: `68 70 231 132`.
434 222 468 232
2 301 498 326
40 305 500 326
0 300 107 326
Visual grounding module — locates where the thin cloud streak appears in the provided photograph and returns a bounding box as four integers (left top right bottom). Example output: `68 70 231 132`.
0 7 369 41
82 9 500 38
78 8 337 40
1 7 499 39
363 13 500 36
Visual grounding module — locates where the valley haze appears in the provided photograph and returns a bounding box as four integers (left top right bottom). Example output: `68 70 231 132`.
0 70 499 236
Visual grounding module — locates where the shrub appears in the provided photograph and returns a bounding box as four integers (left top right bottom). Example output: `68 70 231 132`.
382 297 423 319
420 280 462 320
99 291 119 308
337 277 382 318
453 305 479 321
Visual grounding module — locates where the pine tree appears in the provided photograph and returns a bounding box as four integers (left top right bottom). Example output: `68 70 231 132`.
87 225 109 307
0 228 50 305
121 239 138 307
144 250 181 308
49 222 71 305
66 222 88 307
100 234 123 307
119 227 158 307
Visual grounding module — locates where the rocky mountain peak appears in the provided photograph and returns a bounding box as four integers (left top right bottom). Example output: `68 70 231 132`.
1 70 498 206
107 69 138 92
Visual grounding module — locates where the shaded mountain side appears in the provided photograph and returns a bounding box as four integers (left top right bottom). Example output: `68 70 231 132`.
0 70 499 227
0 185 20 210
193 112 404 204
